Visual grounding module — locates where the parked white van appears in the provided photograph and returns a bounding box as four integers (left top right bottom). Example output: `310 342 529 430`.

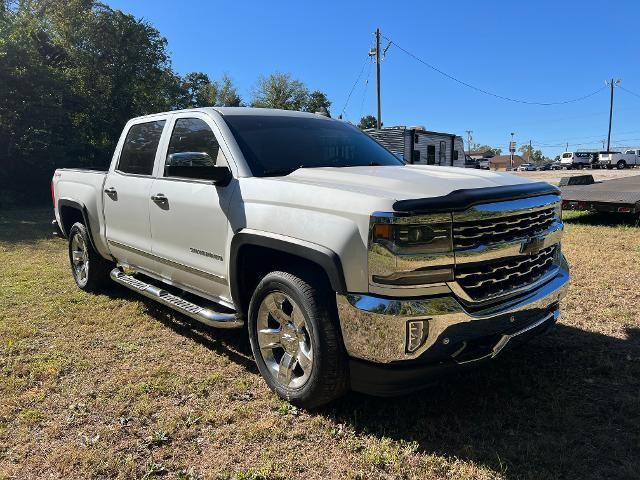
559 152 593 169
598 150 640 169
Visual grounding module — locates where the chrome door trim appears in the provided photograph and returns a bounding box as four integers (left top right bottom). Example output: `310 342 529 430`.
108 239 227 285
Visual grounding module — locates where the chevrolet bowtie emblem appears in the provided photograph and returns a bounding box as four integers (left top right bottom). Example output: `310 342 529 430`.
522 236 545 255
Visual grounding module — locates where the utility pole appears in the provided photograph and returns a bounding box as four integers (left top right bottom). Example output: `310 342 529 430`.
606 78 621 152
509 132 515 170
375 28 382 129
465 130 473 154
529 139 532 162
565 142 568 152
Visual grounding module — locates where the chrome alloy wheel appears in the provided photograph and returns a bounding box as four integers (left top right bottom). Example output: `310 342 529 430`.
70 232 89 287
256 291 313 389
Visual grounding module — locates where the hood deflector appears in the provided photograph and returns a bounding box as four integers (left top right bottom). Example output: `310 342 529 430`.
393 182 560 214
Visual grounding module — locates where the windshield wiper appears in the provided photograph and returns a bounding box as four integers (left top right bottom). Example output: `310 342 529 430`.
342 162 383 168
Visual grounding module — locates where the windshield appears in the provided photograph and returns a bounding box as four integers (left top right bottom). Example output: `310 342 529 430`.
222 114 403 176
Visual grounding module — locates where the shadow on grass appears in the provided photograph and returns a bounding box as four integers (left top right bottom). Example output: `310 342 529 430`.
562 210 640 228
0 207 52 244
104 283 257 373
110 278 640 479
327 324 640 480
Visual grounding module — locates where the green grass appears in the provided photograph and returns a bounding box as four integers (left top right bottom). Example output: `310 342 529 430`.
0 207 639 479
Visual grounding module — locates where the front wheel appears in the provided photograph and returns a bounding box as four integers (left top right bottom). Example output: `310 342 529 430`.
68 222 112 292
617 160 627 170
248 270 349 409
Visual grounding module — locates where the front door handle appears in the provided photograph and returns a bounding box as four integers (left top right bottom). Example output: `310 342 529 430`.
151 193 168 205
104 187 117 199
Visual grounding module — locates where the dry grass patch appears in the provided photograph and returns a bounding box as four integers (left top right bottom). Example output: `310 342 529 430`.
0 207 638 479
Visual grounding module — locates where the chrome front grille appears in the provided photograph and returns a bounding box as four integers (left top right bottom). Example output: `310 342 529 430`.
454 246 557 301
453 206 556 250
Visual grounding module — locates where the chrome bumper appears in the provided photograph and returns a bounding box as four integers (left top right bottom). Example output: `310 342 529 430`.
337 255 569 364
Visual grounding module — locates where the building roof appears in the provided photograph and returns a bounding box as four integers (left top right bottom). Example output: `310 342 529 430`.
368 126 460 139
465 149 495 157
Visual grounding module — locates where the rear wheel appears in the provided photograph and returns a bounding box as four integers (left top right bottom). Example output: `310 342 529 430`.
68 222 112 292
248 270 349 409
617 160 626 170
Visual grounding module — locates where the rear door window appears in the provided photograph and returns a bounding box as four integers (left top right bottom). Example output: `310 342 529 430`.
117 120 166 175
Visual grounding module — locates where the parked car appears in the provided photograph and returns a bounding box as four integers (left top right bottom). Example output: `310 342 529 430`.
51 107 569 408
518 163 536 171
597 150 640 169
559 151 593 169
551 162 562 170
465 155 479 168
477 158 490 169
539 163 553 171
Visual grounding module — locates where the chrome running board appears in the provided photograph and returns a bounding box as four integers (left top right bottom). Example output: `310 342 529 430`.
110 268 243 329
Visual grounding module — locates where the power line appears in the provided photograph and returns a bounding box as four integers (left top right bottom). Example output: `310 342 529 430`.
358 60 373 119
618 85 640 100
340 57 369 118
382 34 606 106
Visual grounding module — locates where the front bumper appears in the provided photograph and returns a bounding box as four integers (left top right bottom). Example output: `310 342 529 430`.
337 256 569 393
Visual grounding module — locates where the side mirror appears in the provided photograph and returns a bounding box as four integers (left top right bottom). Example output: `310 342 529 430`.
165 152 232 186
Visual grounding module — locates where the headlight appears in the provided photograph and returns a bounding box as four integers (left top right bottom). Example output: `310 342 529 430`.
370 215 452 255
368 213 454 288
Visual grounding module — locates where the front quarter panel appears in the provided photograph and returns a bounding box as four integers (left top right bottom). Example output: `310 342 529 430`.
227 178 384 293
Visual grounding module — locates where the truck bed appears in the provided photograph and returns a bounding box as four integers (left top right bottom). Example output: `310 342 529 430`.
561 175 640 213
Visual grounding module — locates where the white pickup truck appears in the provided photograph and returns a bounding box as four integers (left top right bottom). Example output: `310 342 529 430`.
52 107 569 407
597 149 640 169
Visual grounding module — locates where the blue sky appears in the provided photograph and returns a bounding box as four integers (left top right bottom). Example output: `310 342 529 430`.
107 0 640 158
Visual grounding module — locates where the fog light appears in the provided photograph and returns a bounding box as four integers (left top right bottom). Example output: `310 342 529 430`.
406 319 429 353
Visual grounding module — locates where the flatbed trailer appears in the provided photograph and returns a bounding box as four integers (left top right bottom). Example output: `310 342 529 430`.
561 175 640 214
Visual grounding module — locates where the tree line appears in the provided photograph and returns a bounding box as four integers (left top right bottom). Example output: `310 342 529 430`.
0 0 332 206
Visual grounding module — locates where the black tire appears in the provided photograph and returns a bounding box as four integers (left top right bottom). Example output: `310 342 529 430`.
248 270 349 409
617 160 626 170
68 222 112 292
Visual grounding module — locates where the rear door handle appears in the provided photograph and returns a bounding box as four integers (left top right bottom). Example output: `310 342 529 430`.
151 193 168 205
104 187 117 198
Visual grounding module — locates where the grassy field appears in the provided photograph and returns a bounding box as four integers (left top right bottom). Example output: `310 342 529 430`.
1 208 639 480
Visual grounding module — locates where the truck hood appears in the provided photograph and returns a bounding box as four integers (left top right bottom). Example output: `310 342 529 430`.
276 164 532 201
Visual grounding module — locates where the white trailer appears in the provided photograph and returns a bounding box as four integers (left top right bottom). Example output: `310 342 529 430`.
365 126 468 167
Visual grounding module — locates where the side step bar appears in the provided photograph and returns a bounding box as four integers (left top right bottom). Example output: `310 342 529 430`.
110 269 243 329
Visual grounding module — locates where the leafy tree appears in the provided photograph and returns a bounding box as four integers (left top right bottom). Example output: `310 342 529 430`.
358 115 377 129
0 0 182 205
250 72 330 113
179 72 218 108
304 90 331 115
250 72 309 110
217 74 241 107
471 144 502 155
177 72 241 108
519 144 544 163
